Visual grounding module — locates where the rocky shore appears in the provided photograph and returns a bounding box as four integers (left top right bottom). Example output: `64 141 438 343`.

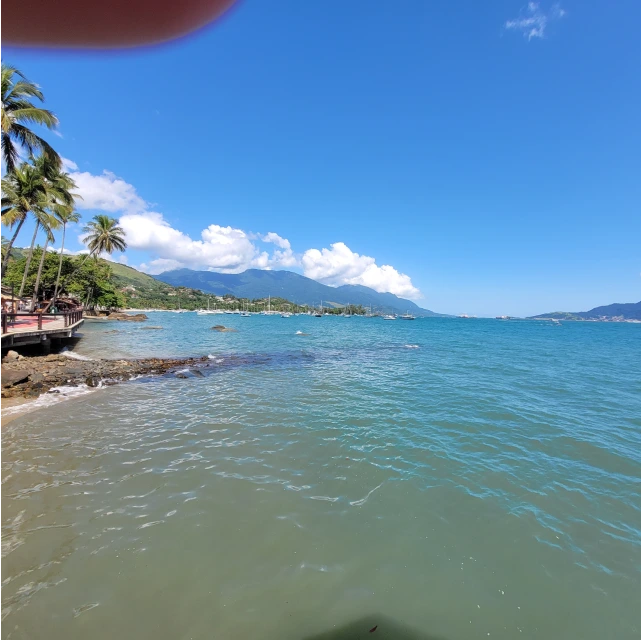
1 352 212 400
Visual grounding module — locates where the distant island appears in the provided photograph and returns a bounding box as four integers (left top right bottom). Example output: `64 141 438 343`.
529 301 641 322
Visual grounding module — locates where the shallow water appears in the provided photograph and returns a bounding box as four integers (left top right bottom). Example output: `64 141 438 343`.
2 316 641 639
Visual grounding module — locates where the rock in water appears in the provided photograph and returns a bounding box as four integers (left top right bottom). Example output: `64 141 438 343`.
211 325 238 332
108 312 148 322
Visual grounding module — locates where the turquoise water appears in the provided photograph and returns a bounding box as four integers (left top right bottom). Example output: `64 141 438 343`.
2 315 641 639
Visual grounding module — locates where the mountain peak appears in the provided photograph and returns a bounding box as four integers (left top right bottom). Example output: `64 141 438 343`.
155 268 441 315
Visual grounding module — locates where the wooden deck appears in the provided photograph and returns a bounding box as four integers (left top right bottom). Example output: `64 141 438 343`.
1 311 84 349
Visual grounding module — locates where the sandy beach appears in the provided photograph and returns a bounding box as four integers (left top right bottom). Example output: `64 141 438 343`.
1 396 33 424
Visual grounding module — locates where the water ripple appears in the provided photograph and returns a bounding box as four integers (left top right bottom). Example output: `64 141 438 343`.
2 318 641 639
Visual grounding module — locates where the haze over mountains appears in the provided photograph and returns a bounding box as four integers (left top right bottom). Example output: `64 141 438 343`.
155 268 442 315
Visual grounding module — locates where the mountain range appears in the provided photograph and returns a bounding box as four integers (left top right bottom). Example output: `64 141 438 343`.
155 268 442 315
529 301 641 320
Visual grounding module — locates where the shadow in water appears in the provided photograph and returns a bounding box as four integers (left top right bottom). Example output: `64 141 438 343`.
301 614 448 640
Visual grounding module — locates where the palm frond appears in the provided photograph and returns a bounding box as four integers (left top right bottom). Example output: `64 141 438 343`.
2 131 19 173
12 124 61 166
10 107 58 129
5 81 46 103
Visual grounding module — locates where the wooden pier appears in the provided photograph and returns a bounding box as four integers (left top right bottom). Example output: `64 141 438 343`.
1 311 84 350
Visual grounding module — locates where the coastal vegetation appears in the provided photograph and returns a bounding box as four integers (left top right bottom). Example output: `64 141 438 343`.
1 62 129 309
3 249 126 310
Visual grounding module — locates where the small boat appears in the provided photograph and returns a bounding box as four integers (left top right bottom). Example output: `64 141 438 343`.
382 314 396 320
240 312 251 317
197 298 218 315
281 312 292 318
399 311 416 320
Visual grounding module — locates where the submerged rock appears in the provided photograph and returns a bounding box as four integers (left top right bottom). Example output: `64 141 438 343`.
211 325 238 332
0 354 213 400
107 312 148 322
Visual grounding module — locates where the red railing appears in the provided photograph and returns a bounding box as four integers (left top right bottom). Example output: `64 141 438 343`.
1 310 83 334
64 310 83 327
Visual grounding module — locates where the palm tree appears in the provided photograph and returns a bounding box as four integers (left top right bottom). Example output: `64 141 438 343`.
30 214 61 310
16 159 77 297
56 215 127 299
1 161 48 272
1 64 60 174
83 214 127 256
1 236 8 262
52 206 81 305
38 158 79 291
18 208 59 298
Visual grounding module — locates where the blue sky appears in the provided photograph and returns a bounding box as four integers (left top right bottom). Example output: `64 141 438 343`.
4 0 640 316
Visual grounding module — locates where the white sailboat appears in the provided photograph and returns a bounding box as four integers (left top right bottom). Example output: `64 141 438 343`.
197 297 218 315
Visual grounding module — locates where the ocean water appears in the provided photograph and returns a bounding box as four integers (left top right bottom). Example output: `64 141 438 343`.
2 315 640 640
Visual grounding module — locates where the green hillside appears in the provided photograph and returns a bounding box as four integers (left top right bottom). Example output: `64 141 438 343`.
529 311 583 321
108 261 216 310
530 301 641 321
107 262 318 312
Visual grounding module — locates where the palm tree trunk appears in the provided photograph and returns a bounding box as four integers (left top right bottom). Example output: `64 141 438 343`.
56 252 92 293
2 215 26 273
52 223 67 304
18 224 40 298
31 237 49 311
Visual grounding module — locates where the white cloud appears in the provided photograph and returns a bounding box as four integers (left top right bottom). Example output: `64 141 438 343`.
67 163 422 298
120 212 275 274
49 246 88 255
505 2 566 40
302 242 421 300
138 258 185 275
261 232 298 267
69 169 147 214
61 157 78 171
261 232 290 249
